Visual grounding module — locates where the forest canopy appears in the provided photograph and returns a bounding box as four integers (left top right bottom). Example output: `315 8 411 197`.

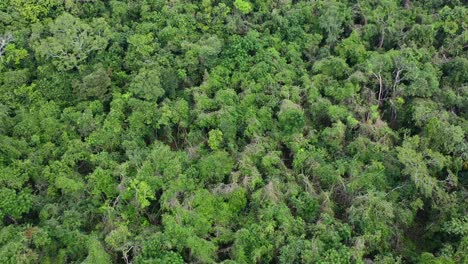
0 0 467 263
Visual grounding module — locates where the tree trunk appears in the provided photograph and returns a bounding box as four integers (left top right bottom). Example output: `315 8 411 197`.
404 0 411 9
378 30 385 49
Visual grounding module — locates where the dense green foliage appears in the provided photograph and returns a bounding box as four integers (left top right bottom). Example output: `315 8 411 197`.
0 0 467 263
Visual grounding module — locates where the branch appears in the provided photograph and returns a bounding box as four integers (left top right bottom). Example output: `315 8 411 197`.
385 183 407 197
0 33 13 57
392 69 403 92
122 245 134 264
378 29 385 49
372 72 384 105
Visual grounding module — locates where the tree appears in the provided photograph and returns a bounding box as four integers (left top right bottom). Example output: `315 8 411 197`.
73 65 111 101
105 225 133 264
278 100 305 135
317 0 351 47
11 0 60 22
82 236 112 264
129 68 164 101
396 136 446 200
35 13 110 71
234 0 253 15
0 188 33 220
198 150 234 183
348 191 397 254
208 129 223 150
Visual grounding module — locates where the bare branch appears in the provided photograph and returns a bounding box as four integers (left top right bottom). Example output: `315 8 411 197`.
372 72 384 106
392 69 403 92
0 33 13 58
385 183 407 197
378 30 385 49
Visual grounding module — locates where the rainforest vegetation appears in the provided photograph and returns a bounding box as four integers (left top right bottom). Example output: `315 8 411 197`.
0 0 467 263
